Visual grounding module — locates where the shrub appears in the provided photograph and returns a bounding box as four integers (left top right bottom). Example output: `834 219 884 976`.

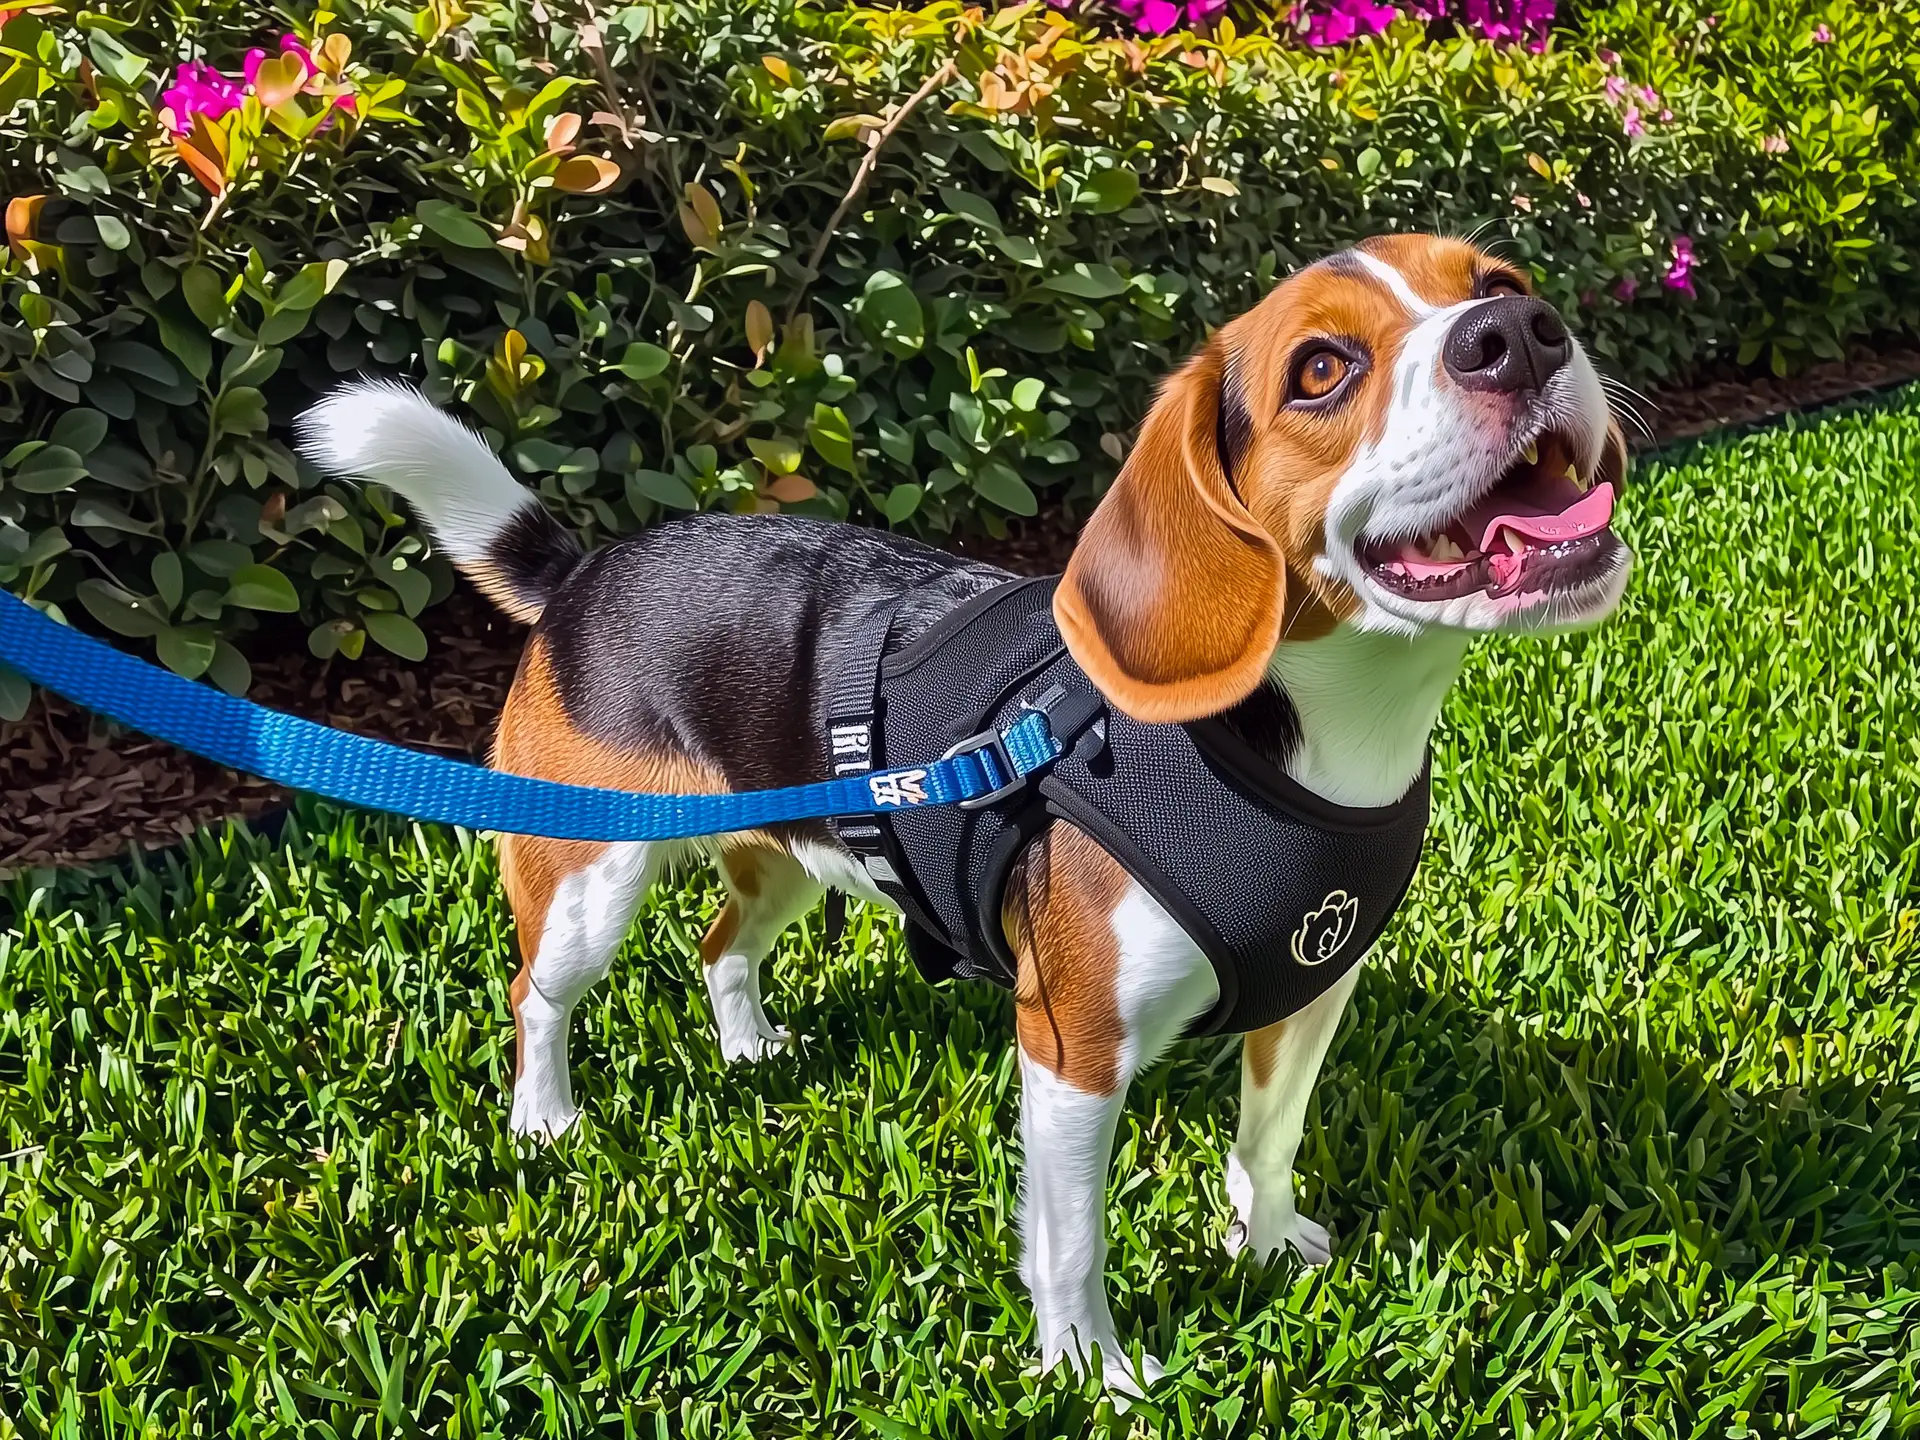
0 0 1914 705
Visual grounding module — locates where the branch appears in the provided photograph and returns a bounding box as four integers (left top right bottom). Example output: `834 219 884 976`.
786 59 958 326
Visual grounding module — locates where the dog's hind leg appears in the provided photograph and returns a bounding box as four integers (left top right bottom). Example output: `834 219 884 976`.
1223 962 1360 1265
700 846 821 1062
501 836 658 1139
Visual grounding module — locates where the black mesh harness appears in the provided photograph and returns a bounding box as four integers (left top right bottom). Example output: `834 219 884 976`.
827 575 1429 1036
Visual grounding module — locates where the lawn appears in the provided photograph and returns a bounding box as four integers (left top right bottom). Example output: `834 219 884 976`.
4 391 1920 1438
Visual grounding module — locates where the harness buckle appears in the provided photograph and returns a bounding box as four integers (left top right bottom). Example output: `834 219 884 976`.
943 727 1030 811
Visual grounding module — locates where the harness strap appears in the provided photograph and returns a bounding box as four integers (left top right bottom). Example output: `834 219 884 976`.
826 597 907 889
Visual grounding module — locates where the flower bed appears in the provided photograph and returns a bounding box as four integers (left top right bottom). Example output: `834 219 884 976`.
0 0 1912 700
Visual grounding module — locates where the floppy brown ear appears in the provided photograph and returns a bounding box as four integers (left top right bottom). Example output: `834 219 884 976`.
1595 418 1629 493
1056 345 1284 724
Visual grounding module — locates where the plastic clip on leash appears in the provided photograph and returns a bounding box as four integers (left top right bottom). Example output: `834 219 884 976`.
0 590 1069 843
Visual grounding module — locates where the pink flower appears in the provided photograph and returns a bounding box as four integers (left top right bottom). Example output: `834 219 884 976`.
160 59 244 135
1604 74 1627 102
1613 275 1638 303
1663 235 1696 298
1597 47 1619 66
1635 84 1658 105
1811 23 1831 42
1658 107 1673 123
1622 105 1644 137
1762 132 1789 154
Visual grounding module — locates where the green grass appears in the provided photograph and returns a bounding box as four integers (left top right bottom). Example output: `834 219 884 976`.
5 390 1920 1438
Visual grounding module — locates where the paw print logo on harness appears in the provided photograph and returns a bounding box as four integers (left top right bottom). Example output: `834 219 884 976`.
868 768 929 808
1291 890 1359 967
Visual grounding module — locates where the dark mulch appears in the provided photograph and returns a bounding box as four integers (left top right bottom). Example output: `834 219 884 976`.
1 594 525 875
5 339 1917 875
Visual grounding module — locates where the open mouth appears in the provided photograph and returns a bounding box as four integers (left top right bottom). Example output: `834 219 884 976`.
1357 429 1623 603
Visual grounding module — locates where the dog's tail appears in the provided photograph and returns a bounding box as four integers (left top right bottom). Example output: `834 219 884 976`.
296 379 583 624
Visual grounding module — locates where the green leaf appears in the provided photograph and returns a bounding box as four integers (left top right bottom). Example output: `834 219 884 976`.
1010 377 1045 412
226 563 301 613
276 259 349 314
205 638 252 696
1356 146 1382 176
746 436 804 475
76 578 166 638
9 444 87 493
1075 168 1139 214
213 387 269 436
70 497 157 536
182 265 230 329
876 419 916 466
415 200 494 250
156 626 217 680
151 552 183 612
626 468 700 511
610 343 671 381
970 459 1037 516
937 187 1003 231
992 234 1043 267
153 307 212 382
854 272 924 357
49 407 108 455
881 483 923 524
94 214 131 250
364 611 427 661
0 661 28 723
1040 263 1129 300
807 404 857 474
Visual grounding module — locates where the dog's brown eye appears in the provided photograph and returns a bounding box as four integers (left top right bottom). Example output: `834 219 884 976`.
1481 273 1528 298
1295 349 1350 401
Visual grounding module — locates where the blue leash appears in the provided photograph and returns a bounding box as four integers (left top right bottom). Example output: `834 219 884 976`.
0 590 1065 842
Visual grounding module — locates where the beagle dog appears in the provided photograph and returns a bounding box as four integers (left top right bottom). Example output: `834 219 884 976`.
299 233 1630 1391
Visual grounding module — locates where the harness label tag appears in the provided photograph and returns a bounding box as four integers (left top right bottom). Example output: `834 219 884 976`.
1291 890 1359 967
869 769 928 808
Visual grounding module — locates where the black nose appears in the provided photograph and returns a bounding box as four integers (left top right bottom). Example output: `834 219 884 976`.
1442 296 1570 394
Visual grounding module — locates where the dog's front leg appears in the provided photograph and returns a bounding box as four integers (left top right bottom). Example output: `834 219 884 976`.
1011 829 1216 1395
1223 963 1360 1265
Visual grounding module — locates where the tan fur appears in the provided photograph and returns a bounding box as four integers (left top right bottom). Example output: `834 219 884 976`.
1004 824 1135 1095
1359 233 1499 307
1243 1021 1285 1089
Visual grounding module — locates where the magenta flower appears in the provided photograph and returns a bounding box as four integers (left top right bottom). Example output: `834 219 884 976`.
1604 74 1626 102
160 59 244 136
1458 0 1555 46
1597 47 1619 66
1295 0 1399 46
1613 275 1638 303
1811 22 1832 42
1114 0 1224 32
1622 105 1644 137
1658 107 1672 123
1664 235 1696 298
1635 84 1658 105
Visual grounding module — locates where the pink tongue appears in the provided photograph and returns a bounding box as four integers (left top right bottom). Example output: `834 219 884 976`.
1478 482 1615 554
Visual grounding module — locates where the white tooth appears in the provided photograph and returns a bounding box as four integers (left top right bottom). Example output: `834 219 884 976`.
1522 441 1538 464
1567 461 1589 492
1500 526 1528 554
1427 534 1464 562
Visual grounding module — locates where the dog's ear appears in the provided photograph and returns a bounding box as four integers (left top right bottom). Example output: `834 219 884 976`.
1595 417 1629 493
1056 343 1283 724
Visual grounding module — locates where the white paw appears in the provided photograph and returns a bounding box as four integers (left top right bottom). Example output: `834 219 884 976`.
1046 1332 1163 1401
1226 1206 1333 1266
717 1025 792 1064
509 1086 581 1141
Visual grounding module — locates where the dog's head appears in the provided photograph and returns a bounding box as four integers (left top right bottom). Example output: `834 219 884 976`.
1058 234 1632 723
